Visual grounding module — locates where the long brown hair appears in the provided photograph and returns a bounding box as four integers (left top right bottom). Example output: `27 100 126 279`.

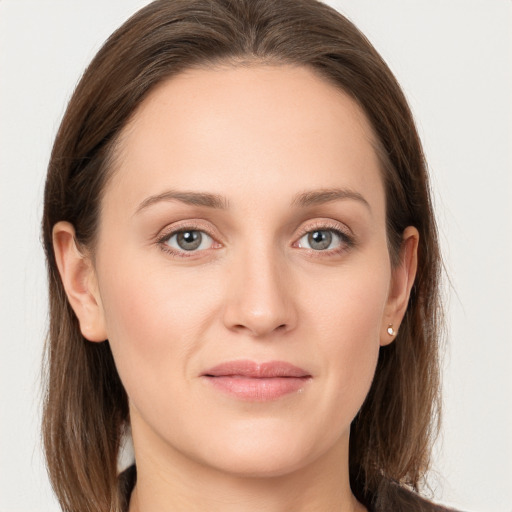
42 1 443 510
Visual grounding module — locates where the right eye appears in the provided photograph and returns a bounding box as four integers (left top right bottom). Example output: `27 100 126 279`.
162 229 215 253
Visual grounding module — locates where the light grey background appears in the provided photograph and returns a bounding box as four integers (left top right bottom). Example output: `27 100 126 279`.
0 1 510 511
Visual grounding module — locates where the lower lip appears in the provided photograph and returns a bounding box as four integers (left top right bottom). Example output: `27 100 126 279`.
203 376 311 401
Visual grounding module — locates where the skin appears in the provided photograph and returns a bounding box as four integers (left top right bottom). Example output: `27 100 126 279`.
53 64 418 512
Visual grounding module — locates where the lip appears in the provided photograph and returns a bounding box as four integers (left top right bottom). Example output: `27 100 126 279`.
201 360 312 401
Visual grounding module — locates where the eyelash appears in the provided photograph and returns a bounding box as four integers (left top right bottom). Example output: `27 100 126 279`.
156 221 355 258
293 221 355 256
156 221 218 258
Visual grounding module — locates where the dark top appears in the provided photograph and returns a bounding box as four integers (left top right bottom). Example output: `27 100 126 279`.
118 465 462 512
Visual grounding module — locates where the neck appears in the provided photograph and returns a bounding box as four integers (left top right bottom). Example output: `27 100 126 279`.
127 425 366 512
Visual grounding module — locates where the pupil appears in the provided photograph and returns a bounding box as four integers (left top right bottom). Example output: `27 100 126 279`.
308 230 332 250
177 231 202 250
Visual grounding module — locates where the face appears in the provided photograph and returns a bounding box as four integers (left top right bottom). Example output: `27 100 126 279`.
67 65 414 478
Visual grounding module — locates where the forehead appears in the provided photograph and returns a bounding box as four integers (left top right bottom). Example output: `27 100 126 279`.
108 64 384 215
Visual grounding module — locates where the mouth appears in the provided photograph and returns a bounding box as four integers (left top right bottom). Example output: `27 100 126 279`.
201 360 312 401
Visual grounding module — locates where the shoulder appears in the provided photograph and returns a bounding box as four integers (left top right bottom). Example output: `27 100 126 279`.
369 481 465 512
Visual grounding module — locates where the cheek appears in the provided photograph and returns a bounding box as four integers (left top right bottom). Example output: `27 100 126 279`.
301 259 390 418
303 255 390 346
96 249 222 409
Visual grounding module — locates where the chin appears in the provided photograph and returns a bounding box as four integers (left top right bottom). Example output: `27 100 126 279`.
187 420 338 479
204 448 311 479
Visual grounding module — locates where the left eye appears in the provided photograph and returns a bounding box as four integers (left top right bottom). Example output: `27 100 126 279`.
297 229 345 251
164 230 214 252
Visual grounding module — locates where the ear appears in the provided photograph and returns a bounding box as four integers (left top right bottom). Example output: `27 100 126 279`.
380 226 419 346
52 221 107 342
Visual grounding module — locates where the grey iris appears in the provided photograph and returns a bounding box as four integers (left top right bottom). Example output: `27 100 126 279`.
177 231 202 251
308 230 332 250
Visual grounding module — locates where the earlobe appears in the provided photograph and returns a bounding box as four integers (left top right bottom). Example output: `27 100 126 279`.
52 221 107 342
380 226 419 346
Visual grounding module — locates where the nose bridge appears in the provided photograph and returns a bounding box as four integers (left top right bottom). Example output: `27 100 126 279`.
223 235 296 336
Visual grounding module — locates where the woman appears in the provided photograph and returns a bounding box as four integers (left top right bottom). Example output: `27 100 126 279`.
41 0 455 510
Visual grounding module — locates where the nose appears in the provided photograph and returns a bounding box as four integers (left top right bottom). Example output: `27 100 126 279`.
222 244 298 338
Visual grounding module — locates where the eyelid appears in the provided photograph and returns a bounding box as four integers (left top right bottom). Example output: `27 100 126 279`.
294 219 353 241
156 219 219 240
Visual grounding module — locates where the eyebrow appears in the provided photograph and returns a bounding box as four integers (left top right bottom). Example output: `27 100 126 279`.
292 188 371 211
135 190 229 214
135 187 370 214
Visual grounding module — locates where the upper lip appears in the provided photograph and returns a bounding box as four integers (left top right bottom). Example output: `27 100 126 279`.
202 360 311 378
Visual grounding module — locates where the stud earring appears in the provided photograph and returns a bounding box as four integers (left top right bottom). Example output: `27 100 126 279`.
387 324 396 336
